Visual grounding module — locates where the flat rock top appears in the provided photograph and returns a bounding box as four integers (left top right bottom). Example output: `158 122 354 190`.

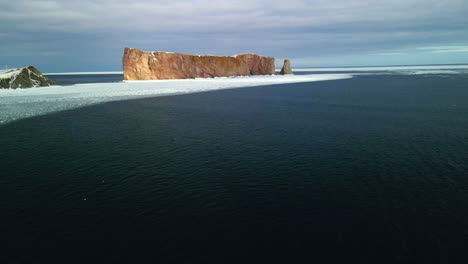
129 49 273 59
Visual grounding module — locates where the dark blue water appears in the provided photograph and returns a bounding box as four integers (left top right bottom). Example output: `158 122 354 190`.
45 72 314 86
43 71 337 85
1 74 468 263
45 74 123 85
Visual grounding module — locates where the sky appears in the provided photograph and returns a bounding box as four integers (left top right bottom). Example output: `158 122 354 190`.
1 0 468 72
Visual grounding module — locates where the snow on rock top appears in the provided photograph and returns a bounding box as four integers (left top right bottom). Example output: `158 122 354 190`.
0 68 22 79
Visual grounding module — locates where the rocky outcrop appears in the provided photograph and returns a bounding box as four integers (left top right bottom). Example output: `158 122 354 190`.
123 48 275 80
0 66 55 89
279 59 293 75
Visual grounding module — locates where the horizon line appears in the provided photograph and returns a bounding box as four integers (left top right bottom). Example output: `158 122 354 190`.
43 63 468 75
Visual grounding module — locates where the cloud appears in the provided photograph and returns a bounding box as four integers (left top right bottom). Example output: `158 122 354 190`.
417 46 468 53
374 53 406 56
1 0 467 70
1 0 467 33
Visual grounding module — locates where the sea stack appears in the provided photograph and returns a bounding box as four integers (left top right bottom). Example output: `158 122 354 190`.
0 66 55 89
279 59 293 75
122 48 275 80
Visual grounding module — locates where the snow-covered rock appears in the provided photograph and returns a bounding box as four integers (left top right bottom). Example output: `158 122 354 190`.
0 66 55 89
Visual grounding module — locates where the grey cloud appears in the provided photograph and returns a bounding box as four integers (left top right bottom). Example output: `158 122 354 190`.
417 46 468 53
1 0 467 33
0 0 467 70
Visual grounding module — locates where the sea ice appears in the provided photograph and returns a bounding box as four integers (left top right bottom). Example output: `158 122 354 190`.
0 74 351 125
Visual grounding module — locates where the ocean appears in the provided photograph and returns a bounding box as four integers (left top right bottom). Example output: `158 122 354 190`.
1 67 468 263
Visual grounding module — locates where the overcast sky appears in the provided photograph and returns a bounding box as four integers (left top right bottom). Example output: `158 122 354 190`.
1 0 468 72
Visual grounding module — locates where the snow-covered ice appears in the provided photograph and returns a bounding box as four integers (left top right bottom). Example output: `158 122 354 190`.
0 74 351 125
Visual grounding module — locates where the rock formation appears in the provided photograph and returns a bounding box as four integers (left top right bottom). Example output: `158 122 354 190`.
123 48 275 80
235 53 276 76
279 59 293 75
0 66 55 89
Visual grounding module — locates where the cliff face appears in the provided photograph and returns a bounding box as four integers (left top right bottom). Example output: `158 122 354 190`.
123 48 275 80
0 66 55 89
236 53 276 75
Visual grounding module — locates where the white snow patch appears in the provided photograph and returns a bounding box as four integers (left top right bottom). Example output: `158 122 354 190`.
0 68 22 79
0 74 351 125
